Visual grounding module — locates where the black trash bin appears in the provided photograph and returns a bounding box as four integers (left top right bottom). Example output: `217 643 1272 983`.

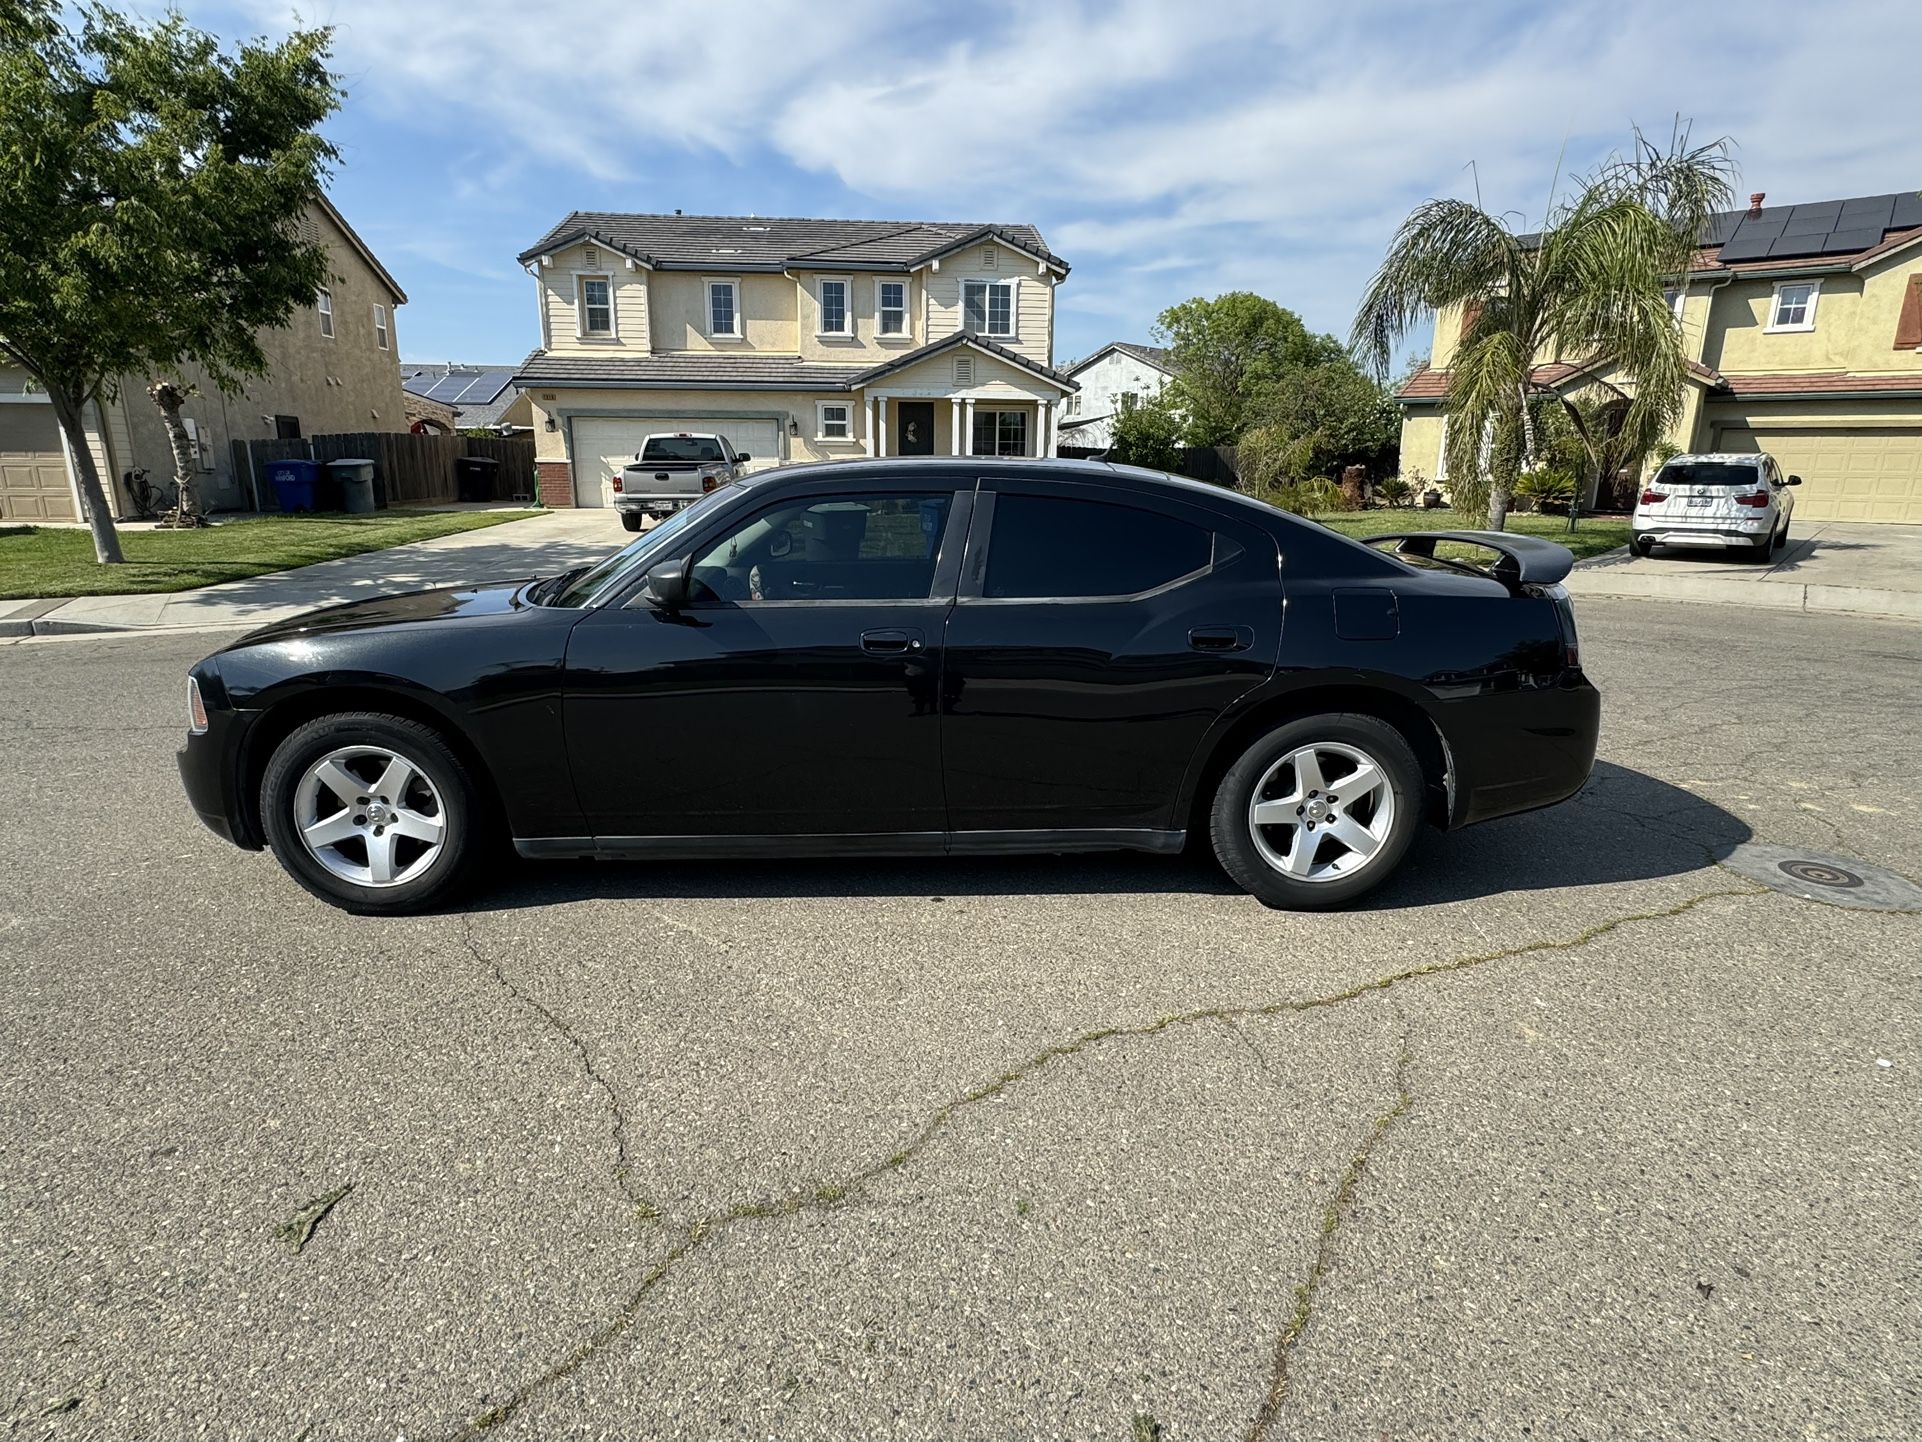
453 455 501 503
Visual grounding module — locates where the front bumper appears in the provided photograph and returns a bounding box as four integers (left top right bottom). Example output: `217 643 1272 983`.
177 707 262 850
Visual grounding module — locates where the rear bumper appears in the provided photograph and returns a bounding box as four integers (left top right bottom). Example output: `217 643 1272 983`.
1444 675 1601 828
613 495 692 517
1632 518 1771 546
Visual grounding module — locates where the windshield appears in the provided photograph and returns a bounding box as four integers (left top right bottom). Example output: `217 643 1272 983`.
640 436 725 464
1655 461 1763 487
546 484 742 607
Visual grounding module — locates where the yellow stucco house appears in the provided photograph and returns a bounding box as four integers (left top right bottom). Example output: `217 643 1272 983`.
1396 189 1922 524
510 213 1077 508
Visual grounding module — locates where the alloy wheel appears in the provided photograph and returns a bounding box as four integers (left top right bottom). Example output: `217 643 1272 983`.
292 745 447 887
1247 741 1396 882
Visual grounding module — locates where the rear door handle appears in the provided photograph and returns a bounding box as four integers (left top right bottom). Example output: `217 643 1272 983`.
1189 625 1252 653
860 628 923 655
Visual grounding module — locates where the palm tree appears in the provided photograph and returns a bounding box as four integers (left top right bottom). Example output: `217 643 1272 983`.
1352 128 1735 529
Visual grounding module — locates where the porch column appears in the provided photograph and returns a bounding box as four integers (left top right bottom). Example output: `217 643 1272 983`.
876 396 889 457
950 398 963 455
863 395 876 457
963 398 976 457
1039 400 1054 457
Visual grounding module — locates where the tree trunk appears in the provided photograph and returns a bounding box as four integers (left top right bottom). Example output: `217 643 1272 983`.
1518 384 1539 471
147 381 201 524
45 385 124 564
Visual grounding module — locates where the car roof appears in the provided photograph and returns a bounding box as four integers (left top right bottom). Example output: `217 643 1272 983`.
738 456 1295 525
1661 452 1768 464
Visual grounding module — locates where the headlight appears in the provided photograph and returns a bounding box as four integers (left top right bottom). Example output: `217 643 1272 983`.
187 675 209 734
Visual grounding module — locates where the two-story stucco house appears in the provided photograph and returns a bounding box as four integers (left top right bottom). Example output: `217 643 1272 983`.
510 212 1076 508
1396 189 1922 525
0 195 408 522
1058 342 1176 449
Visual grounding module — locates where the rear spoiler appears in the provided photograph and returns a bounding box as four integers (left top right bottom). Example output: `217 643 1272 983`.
1360 530 1574 592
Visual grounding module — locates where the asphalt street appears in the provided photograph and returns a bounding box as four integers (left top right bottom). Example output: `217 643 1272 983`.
1 599 1918 1440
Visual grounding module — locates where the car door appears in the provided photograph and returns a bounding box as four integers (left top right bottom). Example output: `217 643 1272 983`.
939 478 1281 838
562 486 969 845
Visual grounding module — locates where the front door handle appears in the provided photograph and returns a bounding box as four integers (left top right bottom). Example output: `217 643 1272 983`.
1189 625 1252 653
861 628 923 655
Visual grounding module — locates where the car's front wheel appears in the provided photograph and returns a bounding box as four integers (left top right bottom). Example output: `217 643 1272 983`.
1210 713 1423 909
260 712 483 914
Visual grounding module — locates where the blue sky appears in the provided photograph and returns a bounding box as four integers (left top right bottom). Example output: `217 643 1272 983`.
192 0 1922 369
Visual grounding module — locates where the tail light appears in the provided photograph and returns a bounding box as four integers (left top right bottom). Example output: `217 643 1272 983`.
701 474 719 493
611 474 624 493
1734 489 1771 507
1640 489 1667 505
1544 586 1581 672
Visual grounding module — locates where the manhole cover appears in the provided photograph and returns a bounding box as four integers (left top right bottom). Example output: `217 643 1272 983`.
1721 843 1922 912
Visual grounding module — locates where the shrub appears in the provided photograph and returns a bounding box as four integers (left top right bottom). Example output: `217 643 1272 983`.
1514 465 1578 511
1376 475 1413 508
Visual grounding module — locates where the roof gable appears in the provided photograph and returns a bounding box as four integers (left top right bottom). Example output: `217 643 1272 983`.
517 212 1061 274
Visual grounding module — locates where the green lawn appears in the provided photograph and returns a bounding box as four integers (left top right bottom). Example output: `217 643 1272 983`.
1309 508 1630 563
0 510 542 599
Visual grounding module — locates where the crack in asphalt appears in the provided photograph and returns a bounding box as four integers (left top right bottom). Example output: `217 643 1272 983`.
1247 1014 1413 1442
433 882 1761 1438
457 922 647 1217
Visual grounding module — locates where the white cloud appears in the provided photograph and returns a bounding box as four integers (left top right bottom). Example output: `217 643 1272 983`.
230 0 1922 361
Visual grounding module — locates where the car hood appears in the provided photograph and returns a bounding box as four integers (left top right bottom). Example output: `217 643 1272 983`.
225 579 541 649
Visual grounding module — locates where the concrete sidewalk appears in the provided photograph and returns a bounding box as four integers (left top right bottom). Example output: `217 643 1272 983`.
0 509 628 637
1564 519 1922 620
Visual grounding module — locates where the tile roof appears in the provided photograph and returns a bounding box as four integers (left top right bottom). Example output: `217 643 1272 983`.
1069 340 1176 374
513 351 868 390
517 212 1064 274
1396 356 1724 402
1719 373 1922 397
848 333 1077 390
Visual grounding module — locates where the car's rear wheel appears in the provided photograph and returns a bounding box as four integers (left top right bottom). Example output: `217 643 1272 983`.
620 512 643 532
260 712 482 914
1210 713 1423 909
1631 536 1654 558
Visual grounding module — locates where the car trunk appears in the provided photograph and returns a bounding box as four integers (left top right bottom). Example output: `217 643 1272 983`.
1640 461 1765 528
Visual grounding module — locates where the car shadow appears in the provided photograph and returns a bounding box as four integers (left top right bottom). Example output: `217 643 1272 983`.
463 761 1748 913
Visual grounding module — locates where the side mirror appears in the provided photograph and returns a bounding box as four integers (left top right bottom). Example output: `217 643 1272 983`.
642 559 690 609
734 452 751 463
1787 474 1803 486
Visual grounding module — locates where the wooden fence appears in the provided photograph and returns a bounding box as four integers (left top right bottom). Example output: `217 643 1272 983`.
1058 444 1241 487
235 432 537 509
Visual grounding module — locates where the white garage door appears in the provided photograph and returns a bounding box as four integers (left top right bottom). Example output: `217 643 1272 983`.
570 416 784 508
1717 426 1922 525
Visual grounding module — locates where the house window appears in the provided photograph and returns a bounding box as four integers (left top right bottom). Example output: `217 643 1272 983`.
1664 287 1684 321
818 278 850 336
1119 391 1139 410
877 280 907 336
971 408 1029 457
816 402 852 440
707 279 739 337
316 287 334 339
962 279 1014 338
1065 392 1080 416
373 304 389 351
578 275 613 336
1768 280 1819 333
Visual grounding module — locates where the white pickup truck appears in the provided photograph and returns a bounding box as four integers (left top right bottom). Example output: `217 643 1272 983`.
612 433 751 531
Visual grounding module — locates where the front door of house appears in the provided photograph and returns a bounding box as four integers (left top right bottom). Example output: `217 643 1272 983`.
896 401 935 456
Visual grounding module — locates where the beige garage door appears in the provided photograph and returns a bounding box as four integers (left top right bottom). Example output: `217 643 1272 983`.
0 402 77 522
1717 426 1922 524
570 416 784 507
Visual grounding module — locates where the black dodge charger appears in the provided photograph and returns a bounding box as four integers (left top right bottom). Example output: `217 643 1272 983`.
179 459 1598 913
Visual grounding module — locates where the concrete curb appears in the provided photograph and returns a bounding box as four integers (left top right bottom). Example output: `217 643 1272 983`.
1564 570 1922 622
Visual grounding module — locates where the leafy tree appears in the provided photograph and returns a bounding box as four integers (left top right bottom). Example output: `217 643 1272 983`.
1255 361 1400 479
1106 392 1186 473
1351 126 1734 530
1154 292 1344 446
0 0 341 562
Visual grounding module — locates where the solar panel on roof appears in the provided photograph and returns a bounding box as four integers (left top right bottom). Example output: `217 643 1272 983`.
1892 193 1922 227
1781 213 1836 237
1767 236 1827 258
1715 232 1778 262
1822 226 1884 253
1788 201 1843 221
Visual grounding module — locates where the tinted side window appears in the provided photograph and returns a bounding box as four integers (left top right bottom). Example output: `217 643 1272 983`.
984 494 1211 599
691 493 952 603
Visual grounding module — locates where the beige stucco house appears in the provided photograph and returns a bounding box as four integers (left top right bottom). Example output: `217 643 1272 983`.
1396 189 1922 524
0 195 407 522
511 213 1076 508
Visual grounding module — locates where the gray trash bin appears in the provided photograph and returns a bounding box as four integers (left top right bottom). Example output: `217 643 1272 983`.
328 458 377 513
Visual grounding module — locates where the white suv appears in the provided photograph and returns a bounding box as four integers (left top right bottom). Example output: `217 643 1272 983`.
1630 452 1800 561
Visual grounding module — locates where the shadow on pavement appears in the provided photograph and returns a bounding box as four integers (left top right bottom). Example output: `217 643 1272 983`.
466 761 1747 912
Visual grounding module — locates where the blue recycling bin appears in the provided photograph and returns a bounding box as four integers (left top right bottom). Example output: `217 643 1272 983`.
267 458 321 512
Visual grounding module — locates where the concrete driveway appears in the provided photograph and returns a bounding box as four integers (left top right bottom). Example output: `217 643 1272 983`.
1 600 1918 1439
1 508 630 636
1566 519 1922 620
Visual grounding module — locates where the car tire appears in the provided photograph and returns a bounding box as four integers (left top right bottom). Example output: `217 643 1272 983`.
260 712 483 915
1210 713 1423 910
1774 522 1789 550
1630 537 1654 558
620 513 643 533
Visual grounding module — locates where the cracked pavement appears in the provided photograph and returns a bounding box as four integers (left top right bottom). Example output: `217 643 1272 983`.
2 600 1919 1439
